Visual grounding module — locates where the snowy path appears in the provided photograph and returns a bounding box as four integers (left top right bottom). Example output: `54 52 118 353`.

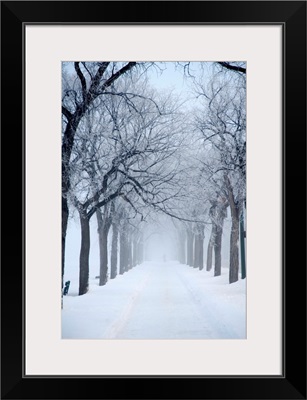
62 261 246 339
112 263 228 339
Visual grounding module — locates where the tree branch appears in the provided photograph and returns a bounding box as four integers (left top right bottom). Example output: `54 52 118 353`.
217 62 246 74
89 62 110 95
101 62 137 91
74 62 87 101
87 189 122 220
62 106 72 120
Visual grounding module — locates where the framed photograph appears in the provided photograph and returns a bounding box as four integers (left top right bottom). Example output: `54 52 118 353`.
1 1 306 399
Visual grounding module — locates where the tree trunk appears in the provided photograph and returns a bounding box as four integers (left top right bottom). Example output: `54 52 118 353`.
193 235 200 268
229 214 240 283
119 231 127 274
79 212 90 295
187 231 194 266
96 208 111 286
225 174 241 284
178 230 186 264
206 225 215 271
198 235 204 270
214 225 223 276
194 232 204 270
99 228 109 286
240 212 246 279
214 203 227 276
110 222 119 279
206 240 213 271
196 224 205 270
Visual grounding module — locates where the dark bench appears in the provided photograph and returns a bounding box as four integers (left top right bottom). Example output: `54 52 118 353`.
63 280 70 295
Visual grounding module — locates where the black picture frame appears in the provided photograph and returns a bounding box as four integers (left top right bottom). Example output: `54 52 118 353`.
1 1 306 399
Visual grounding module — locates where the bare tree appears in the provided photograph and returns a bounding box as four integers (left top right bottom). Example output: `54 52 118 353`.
62 62 147 292
68 75 187 294
193 69 246 283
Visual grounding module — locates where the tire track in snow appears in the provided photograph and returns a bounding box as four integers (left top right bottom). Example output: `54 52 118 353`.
102 267 153 339
174 266 240 338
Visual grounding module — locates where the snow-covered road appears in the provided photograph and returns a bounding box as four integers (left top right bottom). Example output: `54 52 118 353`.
62 261 246 339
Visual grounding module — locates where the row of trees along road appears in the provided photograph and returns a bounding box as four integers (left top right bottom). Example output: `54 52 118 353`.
62 61 246 298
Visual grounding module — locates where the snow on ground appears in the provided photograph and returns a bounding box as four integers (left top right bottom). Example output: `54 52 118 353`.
62 261 246 339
